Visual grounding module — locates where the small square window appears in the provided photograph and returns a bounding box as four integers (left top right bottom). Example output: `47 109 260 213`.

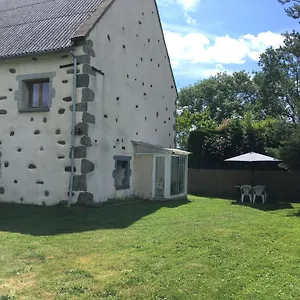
113 156 132 190
25 79 50 109
115 161 129 189
16 72 55 112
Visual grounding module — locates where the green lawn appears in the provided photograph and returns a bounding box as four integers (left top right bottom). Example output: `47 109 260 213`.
1 197 300 300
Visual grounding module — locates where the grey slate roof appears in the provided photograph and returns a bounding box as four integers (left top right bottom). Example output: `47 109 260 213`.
0 0 104 59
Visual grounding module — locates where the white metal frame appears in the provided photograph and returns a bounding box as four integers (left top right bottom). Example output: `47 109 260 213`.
152 153 188 200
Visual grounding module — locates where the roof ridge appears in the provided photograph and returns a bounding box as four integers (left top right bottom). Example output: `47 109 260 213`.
0 0 55 13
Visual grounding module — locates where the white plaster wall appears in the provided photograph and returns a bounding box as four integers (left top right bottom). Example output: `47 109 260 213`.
86 0 177 202
0 51 82 205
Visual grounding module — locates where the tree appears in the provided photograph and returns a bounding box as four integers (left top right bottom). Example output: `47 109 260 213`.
267 122 300 169
258 31 300 123
279 0 300 19
178 71 260 123
176 109 217 150
187 116 280 169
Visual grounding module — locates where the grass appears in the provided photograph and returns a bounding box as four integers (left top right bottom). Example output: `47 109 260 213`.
0 197 300 299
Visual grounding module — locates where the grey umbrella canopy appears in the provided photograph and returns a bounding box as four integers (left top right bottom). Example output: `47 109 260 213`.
225 152 281 187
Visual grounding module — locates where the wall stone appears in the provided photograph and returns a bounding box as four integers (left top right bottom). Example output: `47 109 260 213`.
77 192 94 205
0 52 76 206
73 175 87 191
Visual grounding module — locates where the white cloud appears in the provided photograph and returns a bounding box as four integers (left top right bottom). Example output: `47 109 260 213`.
176 0 201 11
157 0 201 11
174 63 231 80
164 30 284 69
184 13 197 25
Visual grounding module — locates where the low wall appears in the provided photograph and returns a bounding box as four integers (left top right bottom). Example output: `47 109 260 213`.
188 169 300 202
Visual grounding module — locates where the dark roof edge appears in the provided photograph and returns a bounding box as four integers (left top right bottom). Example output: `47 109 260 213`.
153 0 179 99
0 46 74 61
71 0 116 41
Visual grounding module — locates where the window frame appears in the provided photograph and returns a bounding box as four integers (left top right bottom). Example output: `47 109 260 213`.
16 72 56 113
27 79 50 109
113 156 132 191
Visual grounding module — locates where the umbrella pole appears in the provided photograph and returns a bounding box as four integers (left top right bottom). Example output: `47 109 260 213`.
251 167 254 200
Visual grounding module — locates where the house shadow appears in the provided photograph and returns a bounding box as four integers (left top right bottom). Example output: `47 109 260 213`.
0 199 190 236
231 200 294 211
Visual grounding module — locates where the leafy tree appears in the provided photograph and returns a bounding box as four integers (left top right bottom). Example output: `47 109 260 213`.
258 31 300 123
176 109 217 150
266 122 300 169
187 116 280 168
178 71 259 123
278 127 300 169
279 0 300 19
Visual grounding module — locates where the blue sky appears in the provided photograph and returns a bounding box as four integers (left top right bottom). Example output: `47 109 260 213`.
157 0 297 89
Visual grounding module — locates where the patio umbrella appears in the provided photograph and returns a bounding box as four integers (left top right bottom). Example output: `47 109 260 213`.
224 152 281 187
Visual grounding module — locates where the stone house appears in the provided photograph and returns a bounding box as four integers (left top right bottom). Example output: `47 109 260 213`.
0 0 189 206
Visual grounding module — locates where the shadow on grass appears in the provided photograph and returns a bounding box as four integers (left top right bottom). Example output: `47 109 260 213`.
0 199 190 236
231 200 294 211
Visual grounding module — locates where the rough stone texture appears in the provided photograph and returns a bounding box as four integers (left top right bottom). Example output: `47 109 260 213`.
58 109 66 114
82 88 95 102
113 155 132 162
63 97 72 102
77 192 94 205
82 112 96 124
74 122 88 136
112 156 132 190
73 175 87 191
81 159 95 174
76 55 91 64
67 68 80 74
86 40 94 47
69 146 87 159
69 103 88 112
82 64 96 76
124 167 132 177
64 166 76 172
81 136 92 147
76 74 90 88
83 45 96 57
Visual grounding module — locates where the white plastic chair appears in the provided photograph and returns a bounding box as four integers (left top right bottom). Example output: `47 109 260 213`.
240 185 252 203
253 185 267 204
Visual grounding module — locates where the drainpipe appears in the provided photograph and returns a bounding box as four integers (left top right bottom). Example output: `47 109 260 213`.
68 51 77 207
